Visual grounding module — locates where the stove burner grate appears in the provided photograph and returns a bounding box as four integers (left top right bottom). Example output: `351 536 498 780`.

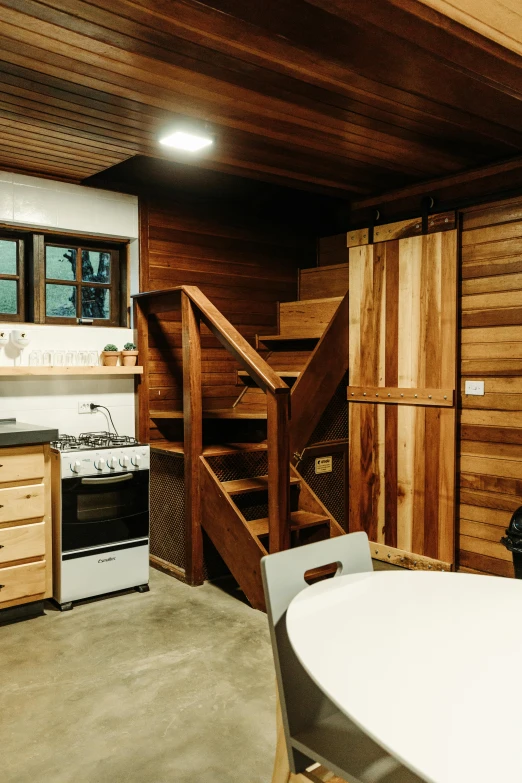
52 432 140 451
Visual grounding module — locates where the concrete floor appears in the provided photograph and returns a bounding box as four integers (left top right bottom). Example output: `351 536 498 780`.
0 570 277 783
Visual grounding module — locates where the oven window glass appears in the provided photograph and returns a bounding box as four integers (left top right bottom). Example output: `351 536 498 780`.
62 471 149 551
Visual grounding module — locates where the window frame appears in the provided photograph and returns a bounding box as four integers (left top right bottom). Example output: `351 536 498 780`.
0 227 128 327
0 234 25 323
43 240 121 327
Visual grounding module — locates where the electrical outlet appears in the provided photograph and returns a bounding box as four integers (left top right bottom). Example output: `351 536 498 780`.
465 380 485 396
78 402 92 414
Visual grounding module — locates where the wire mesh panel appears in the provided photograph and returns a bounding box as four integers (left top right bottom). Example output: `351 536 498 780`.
308 372 348 445
207 450 268 482
298 448 347 530
150 449 229 581
150 450 186 573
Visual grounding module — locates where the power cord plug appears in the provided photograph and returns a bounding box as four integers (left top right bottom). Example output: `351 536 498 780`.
89 403 119 435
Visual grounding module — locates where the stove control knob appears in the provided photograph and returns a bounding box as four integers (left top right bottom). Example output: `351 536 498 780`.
131 454 141 467
94 458 106 471
71 460 82 474
107 456 117 469
120 455 130 469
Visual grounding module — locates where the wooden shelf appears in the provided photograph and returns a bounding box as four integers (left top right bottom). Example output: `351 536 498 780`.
0 366 143 376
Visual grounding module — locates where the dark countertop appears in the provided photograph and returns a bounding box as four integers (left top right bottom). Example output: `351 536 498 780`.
0 420 59 448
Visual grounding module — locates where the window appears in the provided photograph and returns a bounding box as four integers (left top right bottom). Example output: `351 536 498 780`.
0 230 127 326
0 237 25 322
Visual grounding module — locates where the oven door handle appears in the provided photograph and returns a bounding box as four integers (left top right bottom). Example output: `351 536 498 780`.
81 472 134 485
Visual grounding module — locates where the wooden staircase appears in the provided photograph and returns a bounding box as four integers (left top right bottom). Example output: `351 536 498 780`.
134 261 349 611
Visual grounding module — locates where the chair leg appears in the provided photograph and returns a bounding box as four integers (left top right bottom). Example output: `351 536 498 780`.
271 690 322 783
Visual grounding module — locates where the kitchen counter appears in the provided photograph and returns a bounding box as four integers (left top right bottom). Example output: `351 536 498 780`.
0 420 58 447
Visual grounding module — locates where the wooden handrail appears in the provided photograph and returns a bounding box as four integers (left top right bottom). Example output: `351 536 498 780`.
182 286 290 396
134 285 289 396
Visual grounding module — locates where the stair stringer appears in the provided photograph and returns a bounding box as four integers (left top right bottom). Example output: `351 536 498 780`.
290 292 349 459
199 456 268 611
290 464 345 539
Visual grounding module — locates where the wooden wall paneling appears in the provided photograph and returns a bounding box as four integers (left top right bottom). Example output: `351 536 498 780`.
459 195 522 577
142 195 311 439
299 263 349 300
348 231 457 565
318 233 349 266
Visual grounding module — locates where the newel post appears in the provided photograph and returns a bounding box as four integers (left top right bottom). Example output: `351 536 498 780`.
267 390 291 553
181 291 204 585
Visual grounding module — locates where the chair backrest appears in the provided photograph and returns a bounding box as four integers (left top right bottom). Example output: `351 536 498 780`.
262 531 373 625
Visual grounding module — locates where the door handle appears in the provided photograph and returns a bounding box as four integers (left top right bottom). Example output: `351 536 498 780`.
81 472 134 485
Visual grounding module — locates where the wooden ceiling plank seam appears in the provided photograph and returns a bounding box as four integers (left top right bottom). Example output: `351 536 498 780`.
0 51 457 183
0 133 124 166
0 44 455 178
0 3 520 156
189 0 522 138
0 115 138 157
305 0 522 99
77 0 522 146
25 0 517 161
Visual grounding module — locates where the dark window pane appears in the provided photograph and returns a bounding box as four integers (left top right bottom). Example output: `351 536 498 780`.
46 284 76 317
82 287 109 319
0 239 17 275
82 250 111 283
46 246 76 281
0 279 17 314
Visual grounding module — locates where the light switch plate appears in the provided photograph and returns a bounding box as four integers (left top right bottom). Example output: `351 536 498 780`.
465 380 485 396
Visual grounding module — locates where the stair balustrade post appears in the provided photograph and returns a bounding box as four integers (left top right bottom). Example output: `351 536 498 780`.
267 391 291 553
182 290 204 585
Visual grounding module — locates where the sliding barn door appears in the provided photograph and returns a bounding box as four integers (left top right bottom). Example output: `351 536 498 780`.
348 230 457 566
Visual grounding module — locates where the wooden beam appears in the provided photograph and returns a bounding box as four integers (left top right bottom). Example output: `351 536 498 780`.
199 457 268 611
348 387 454 406
370 542 452 571
267 392 291 553
181 291 204 586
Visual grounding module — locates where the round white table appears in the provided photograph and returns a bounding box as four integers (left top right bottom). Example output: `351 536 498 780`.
286 570 522 783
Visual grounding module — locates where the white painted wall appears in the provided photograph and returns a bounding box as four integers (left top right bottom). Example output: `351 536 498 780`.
0 171 139 438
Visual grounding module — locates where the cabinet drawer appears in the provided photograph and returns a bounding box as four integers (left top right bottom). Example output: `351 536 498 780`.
0 447 45 484
0 522 45 564
0 560 46 604
0 484 45 524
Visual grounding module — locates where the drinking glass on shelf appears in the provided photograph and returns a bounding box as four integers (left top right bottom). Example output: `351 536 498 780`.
65 350 77 366
42 350 54 366
28 350 42 366
78 350 89 366
88 350 99 366
54 350 65 367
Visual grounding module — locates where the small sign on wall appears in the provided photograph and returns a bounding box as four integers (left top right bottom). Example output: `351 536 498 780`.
315 456 332 474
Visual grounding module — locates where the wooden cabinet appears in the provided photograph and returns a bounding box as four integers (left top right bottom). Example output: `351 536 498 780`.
0 445 52 612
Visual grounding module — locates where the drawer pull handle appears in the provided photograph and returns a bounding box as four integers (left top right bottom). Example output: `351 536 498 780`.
0 585 4 590
0 544 3 549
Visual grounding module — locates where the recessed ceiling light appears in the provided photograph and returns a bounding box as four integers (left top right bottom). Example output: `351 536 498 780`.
159 131 213 151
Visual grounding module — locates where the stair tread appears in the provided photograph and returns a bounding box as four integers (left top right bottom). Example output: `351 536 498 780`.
222 475 301 495
248 510 331 537
257 334 320 343
150 409 267 420
238 369 300 378
151 440 267 456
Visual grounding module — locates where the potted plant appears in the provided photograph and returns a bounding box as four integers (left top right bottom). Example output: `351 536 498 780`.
102 343 120 366
122 342 139 367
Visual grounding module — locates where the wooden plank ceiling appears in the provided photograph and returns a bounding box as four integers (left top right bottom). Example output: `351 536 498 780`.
0 0 521 196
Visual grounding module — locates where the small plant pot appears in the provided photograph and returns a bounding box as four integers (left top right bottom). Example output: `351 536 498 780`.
121 350 138 367
102 351 120 366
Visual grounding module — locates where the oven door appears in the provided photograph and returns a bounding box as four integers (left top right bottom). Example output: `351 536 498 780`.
61 470 149 552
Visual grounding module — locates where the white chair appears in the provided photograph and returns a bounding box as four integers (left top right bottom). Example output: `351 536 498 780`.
261 533 424 783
